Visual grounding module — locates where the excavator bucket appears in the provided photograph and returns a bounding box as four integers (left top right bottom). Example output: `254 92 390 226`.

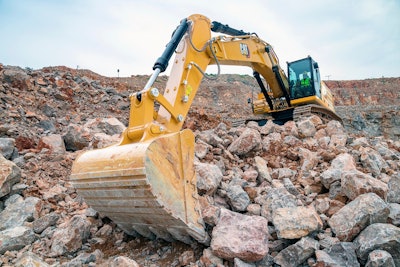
70 129 209 244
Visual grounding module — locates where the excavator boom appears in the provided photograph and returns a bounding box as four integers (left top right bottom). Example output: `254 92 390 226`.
70 14 340 244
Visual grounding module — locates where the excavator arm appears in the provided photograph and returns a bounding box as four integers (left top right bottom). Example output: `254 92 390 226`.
122 14 290 144
70 14 294 245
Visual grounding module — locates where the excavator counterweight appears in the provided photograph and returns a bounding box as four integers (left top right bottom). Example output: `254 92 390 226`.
70 14 341 244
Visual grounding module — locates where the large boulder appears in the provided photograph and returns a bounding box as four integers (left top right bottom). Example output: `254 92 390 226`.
354 223 400 266
0 226 36 254
228 128 262 156
328 193 389 241
211 208 268 262
341 169 388 201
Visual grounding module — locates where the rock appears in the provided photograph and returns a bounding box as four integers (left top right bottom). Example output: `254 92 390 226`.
315 242 360 267
2 66 30 89
242 169 258 182
360 146 388 177
365 250 396 267
41 183 67 201
37 120 56 133
195 140 210 159
0 226 36 254
0 154 21 197
341 170 388 200
197 129 224 147
63 124 91 151
272 205 322 239
259 120 276 135
179 250 195 266
50 215 91 256
330 134 348 148
254 156 271 183
271 167 297 180
262 132 282 154
227 184 250 212
109 256 140 267
0 196 40 231
258 187 297 222
328 193 389 241
0 138 16 159
354 223 400 266
92 132 121 148
14 251 50 267
350 137 370 149
195 162 223 195
200 248 224 267
297 118 316 138
298 147 318 172
274 236 319 267
84 117 125 136
388 203 400 226
211 208 268 262
32 212 60 234
228 128 262 156
320 153 356 189
234 257 255 267
325 120 345 136
38 134 66 154
62 249 103 266
387 173 400 203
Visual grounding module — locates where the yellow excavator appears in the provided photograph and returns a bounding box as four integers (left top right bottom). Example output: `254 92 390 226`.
70 14 340 244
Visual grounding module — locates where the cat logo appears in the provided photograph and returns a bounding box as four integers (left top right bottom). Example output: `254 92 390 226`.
240 43 250 58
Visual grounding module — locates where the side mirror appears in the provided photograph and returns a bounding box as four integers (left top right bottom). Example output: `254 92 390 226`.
313 62 319 69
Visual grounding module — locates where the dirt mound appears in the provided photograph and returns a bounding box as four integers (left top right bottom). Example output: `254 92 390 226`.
1 64 400 266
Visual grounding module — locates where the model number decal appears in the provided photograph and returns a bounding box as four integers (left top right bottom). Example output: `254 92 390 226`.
240 43 250 58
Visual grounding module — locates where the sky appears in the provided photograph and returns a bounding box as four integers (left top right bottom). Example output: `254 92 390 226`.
0 0 399 80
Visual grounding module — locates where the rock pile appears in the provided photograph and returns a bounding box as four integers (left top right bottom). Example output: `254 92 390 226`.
1 64 400 266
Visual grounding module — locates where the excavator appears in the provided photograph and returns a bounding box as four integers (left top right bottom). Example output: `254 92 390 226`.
70 14 341 245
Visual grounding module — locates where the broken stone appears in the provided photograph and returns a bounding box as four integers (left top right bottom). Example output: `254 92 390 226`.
50 215 91 256
365 250 396 267
274 236 319 267
0 138 16 159
0 226 36 254
272 205 322 239
0 154 21 198
195 162 223 195
354 223 400 266
341 169 388 200
315 242 359 267
254 156 271 183
0 196 40 231
228 128 262 156
328 193 389 241
211 208 268 262
387 173 400 203
226 184 250 212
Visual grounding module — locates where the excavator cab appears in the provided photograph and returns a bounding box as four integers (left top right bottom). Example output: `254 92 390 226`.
288 56 321 100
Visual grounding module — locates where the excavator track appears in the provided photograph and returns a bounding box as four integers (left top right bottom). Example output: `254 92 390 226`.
293 104 342 124
231 104 342 127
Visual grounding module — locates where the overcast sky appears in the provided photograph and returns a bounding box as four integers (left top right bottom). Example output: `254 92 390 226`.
1 0 399 80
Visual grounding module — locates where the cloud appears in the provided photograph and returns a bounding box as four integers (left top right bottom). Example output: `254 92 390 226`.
0 0 398 79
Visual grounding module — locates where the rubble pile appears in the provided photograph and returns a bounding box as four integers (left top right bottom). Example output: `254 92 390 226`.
1 64 400 266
